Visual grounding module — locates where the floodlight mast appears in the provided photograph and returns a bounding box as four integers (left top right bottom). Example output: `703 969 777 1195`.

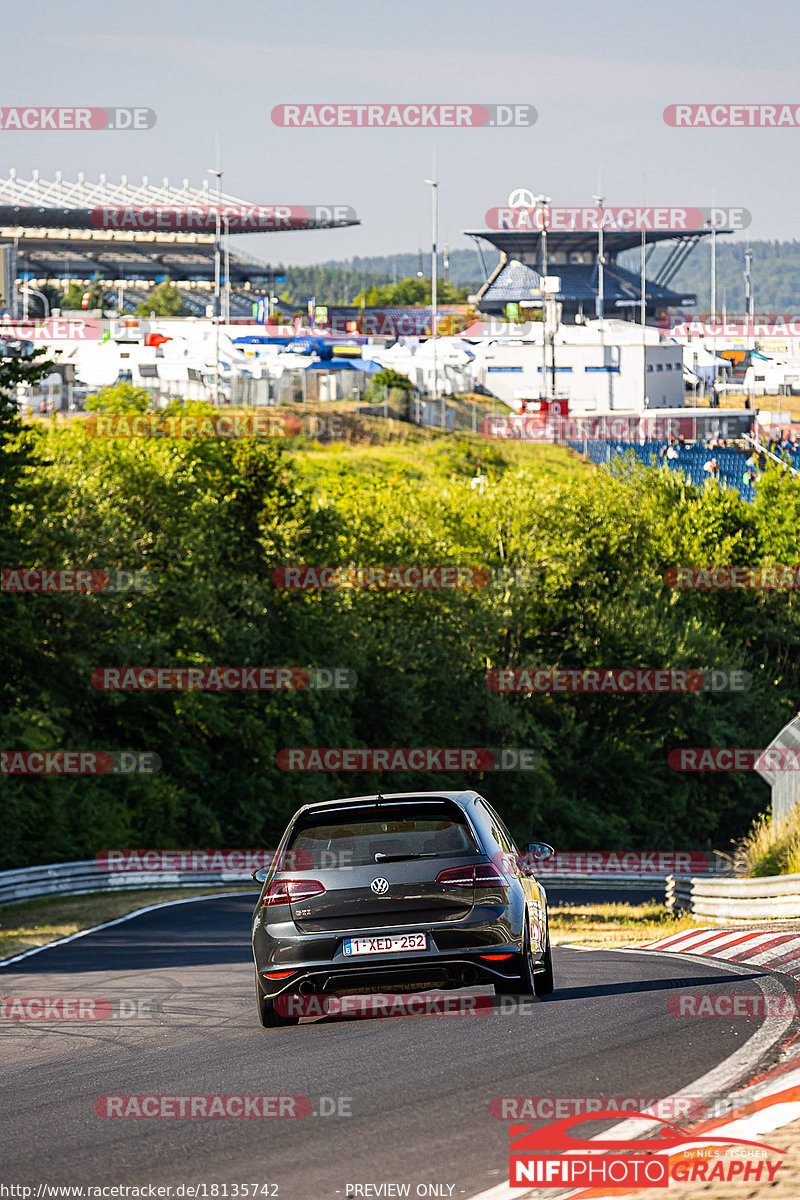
207 166 223 406
424 164 440 427
535 195 550 403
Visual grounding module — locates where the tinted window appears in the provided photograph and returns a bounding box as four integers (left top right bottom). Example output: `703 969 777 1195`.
287 802 480 867
476 799 519 855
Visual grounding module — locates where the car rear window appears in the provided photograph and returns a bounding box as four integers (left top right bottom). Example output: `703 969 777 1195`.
286 802 481 867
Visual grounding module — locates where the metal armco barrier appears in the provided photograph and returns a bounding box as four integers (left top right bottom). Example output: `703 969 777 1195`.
667 872 800 923
0 860 254 906
0 852 727 908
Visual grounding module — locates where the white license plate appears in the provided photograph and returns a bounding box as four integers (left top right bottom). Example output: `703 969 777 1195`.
343 933 427 957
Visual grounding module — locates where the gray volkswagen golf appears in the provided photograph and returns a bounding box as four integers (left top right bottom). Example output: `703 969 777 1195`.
251 789 554 1026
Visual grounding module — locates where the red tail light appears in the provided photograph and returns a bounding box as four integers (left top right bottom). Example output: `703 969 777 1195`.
474 861 506 886
435 862 506 888
435 864 475 888
261 879 326 906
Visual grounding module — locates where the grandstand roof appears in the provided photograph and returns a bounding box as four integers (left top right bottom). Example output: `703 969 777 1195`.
464 226 715 261
464 224 724 320
0 172 356 299
0 171 359 233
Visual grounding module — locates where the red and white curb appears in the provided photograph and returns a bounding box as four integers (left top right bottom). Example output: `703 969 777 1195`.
562 1057 800 1200
467 939 800 1200
631 926 800 977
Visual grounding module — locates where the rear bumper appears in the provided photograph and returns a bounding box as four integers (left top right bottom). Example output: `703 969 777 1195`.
253 907 526 997
254 950 524 998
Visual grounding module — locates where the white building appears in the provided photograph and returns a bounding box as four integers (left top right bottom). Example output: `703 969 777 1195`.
469 320 685 413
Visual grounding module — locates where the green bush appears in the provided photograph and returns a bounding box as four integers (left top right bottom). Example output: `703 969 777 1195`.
2 413 799 867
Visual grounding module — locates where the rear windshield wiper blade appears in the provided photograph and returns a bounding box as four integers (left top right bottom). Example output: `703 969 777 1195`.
373 852 441 862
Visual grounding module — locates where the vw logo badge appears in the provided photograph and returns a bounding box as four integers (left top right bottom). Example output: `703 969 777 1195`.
508 187 535 209
370 877 389 895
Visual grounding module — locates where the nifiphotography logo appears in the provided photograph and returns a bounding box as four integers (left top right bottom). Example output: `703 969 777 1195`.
507 1110 783 1188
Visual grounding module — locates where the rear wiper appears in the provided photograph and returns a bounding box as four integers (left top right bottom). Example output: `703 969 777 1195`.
373 852 440 862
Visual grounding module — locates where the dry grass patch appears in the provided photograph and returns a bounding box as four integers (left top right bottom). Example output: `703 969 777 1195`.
549 901 700 947
733 808 800 877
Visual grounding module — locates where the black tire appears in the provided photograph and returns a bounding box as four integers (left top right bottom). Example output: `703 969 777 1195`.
533 925 555 996
493 919 536 998
255 968 299 1028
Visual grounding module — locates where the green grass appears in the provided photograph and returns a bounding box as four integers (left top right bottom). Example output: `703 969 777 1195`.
287 422 584 489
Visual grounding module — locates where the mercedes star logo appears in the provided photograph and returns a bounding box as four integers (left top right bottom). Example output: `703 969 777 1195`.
370 877 390 895
508 187 535 209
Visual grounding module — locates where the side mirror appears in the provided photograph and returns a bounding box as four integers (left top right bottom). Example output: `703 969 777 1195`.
251 867 270 883
525 841 554 862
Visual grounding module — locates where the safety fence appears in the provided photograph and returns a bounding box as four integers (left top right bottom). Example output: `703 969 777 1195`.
666 872 800 923
0 852 729 908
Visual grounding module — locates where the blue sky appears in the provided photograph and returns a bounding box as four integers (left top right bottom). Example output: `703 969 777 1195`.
5 0 800 264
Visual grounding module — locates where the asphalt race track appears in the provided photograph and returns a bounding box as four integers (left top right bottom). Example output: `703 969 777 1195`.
0 893 786 1199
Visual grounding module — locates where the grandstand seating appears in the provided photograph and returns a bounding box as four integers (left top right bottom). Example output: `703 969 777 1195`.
565 439 768 501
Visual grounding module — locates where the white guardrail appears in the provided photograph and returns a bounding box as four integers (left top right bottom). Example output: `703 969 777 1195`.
0 855 727 907
0 860 257 906
667 873 800 923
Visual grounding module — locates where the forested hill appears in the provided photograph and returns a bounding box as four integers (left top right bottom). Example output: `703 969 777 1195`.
268 241 800 311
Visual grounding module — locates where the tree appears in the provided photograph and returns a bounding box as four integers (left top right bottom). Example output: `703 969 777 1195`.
61 280 108 311
352 277 471 306
136 279 187 317
365 367 415 402
0 347 55 523
85 381 152 413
